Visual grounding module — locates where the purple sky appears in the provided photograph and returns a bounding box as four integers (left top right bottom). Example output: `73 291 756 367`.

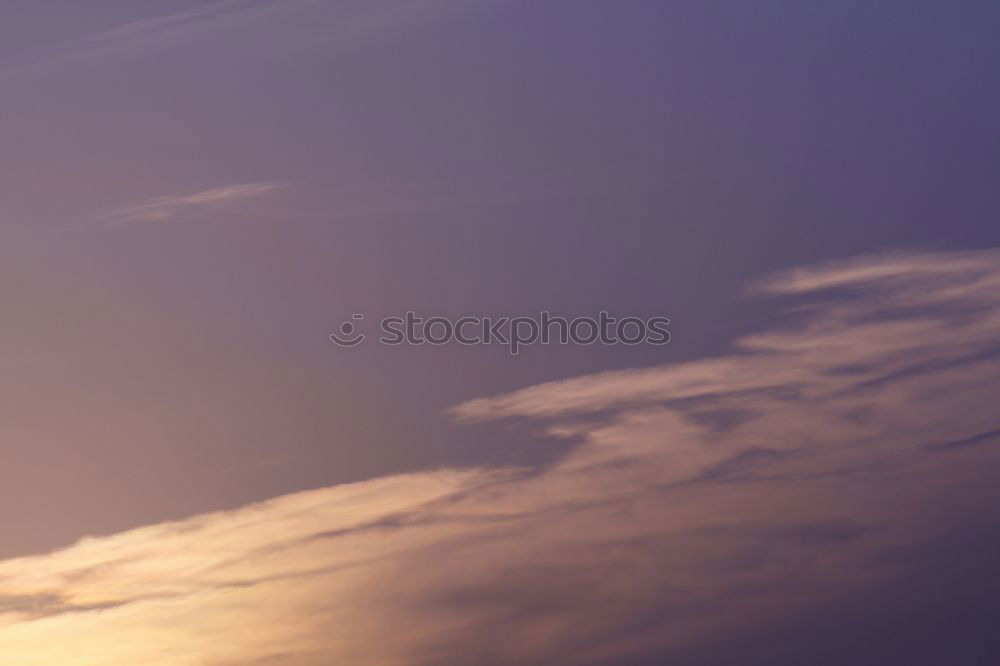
2 2 1000 664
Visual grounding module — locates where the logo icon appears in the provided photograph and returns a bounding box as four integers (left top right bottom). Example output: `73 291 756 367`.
329 314 366 347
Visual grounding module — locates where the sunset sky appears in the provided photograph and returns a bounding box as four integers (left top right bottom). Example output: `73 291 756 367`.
3 2 1000 664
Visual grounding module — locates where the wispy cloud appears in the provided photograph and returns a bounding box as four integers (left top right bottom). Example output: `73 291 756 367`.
1 0 479 80
1 0 271 79
3 249 1000 665
79 0 262 48
97 182 285 225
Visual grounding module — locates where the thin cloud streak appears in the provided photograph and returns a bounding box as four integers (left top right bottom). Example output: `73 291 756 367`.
3 248 1000 665
0 0 274 79
0 0 482 80
97 182 285 225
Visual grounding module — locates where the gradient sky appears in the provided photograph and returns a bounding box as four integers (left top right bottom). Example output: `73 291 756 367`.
3 2 1000 664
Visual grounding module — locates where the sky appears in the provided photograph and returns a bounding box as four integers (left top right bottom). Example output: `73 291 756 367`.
2 1 1000 664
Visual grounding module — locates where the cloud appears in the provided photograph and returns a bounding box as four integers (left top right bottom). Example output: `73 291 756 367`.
78 0 263 48
1 0 482 80
452 249 1000 422
1 0 268 79
97 182 285 225
3 249 1000 664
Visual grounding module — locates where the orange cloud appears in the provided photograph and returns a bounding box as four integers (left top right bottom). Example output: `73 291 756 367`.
3 249 1000 665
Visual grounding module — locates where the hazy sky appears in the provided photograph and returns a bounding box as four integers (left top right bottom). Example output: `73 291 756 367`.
2 2 1000 664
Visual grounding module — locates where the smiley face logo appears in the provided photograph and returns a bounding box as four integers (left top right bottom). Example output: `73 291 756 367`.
329 314 366 347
